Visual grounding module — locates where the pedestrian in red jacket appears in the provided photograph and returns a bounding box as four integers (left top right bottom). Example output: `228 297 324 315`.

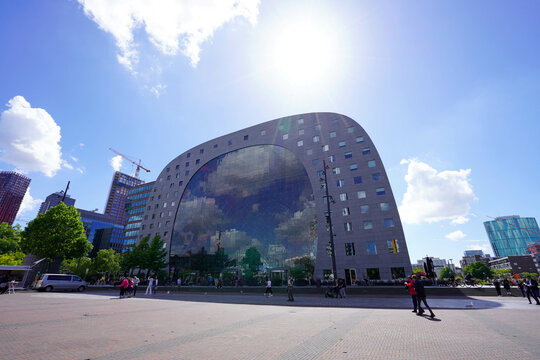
404 276 417 313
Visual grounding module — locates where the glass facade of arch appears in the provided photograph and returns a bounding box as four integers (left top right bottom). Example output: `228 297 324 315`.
170 145 317 284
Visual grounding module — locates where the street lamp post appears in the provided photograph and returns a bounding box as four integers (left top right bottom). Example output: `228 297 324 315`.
321 160 337 280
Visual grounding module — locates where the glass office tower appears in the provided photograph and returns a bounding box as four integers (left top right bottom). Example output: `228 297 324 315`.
484 216 540 257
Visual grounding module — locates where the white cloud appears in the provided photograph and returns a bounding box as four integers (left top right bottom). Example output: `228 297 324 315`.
467 244 492 254
70 155 79 162
78 0 260 72
399 159 477 224
76 167 85 174
149 83 167 97
110 155 123 172
17 188 42 217
79 143 85 147
0 96 64 177
451 216 469 225
445 230 466 241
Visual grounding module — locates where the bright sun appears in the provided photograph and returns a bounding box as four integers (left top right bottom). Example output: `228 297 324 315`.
270 21 336 86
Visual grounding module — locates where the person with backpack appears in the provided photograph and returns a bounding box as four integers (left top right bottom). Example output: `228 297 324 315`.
413 275 435 318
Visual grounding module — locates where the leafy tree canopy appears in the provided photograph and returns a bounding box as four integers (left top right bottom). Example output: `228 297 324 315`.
144 235 168 273
92 249 121 275
492 269 511 279
0 251 25 265
463 261 493 280
20 203 92 263
241 246 262 271
0 223 22 254
62 257 93 278
439 267 456 279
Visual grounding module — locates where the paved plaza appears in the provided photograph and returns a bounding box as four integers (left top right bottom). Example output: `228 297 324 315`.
1 291 539 359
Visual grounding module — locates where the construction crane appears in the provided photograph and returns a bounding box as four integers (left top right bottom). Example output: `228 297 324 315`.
109 147 150 178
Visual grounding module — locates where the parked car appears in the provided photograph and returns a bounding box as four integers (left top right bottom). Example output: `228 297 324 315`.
34 274 86 292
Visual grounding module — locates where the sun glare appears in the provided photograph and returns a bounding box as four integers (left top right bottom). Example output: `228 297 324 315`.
270 21 336 86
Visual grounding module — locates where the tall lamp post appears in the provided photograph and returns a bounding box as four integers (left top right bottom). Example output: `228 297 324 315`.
321 160 337 280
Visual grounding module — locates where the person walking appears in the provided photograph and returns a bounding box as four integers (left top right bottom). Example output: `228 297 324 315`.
517 280 526 297
132 276 140 297
493 278 501 296
177 277 182 288
503 278 512 296
404 276 418 312
146 276 154 295
413 275 435 318
338 278 346 298
119 277 129 299
264 278 273 297
524 276 540 305
287 276 294 302
152 277 158 294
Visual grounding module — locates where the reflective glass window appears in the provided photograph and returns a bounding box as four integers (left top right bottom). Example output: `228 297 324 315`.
361 205 369 214
342 207 350 216
366 242 377 255
244 135 249 141
322 145 329 152
330 131 336 138
376 188 386 195
354 176 362 184
337 179 345 187
297 140 303 147
328 155 335 162
344 152 352 159
313 135 320 142
338 141 346 148
384 218 395 227
347 127 355 133
362 148 371 155
380 202 390 211
261 130 266 136
372 173 381 181
350 164 358 171
307 149 313 155
332 167 340 175
364 221 373 229
283 134 289 140
368 160 376 168
345 243 355 256
356 136 364 143
299 129 305 136
339 193 348 201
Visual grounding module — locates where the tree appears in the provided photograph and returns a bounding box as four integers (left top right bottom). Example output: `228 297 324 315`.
439 267 456 279
492 268 511 279
144 235 168 273
62 257 93 278
241 246 262 271
412 268 424 274
0 222 22 254
0 251 25 265
92 249 121 275
20 203 92 270
463 261 493 280
122 237 149 274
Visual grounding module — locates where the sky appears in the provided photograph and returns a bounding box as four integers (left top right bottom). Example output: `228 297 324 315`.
1 0 539 266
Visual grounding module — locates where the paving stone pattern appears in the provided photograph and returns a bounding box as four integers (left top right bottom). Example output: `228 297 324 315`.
1 291 539 359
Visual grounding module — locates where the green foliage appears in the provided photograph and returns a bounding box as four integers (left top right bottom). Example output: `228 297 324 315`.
520 272 538 279
0 251 25 265
292 256 314 279
412 268 424 274
241 246 262 271
492 268 511 279
439 267 456 279
20 203 92 266
463 261 493 280
62 257 93 278
0 222 22 254
92 249 122 275
121 235 167 274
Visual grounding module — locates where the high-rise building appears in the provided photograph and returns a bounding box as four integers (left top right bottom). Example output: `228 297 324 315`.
123 181 155 251
104 171 144 225
484 216 540 257
464 250 484 257
138 112 412 282
0 171 31 225
38 191 76 215
77 209 124 255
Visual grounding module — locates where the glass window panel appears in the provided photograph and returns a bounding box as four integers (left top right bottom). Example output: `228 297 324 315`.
342 207 350 216
384 218 395 227
322 145 329 152
299 129 304 135
332 167 340 175
356 136 364 143
362 148 371 155
380 202 390 211
357 191 366 199
376 188 386 195
361 205 369 214
344 152 352 159
297 140 303 147
307 149 313 155
345 242 355 256
349 164 358 171
328 155 335 162
283 134 289 140
364 221 373 229
338 141 346 148
313 135 320 142
330 131 336 138
337 179 345 187
354 176 362 184
366 242 377 255
347 127 355 133
372 173 381 181
339 193 348 201
368 160 376 168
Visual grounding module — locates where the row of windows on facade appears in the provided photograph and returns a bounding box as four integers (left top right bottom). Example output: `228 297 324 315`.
322 267 406 280
324 188 386 204
338 218 395 232
341 202 391 216
127 183 154 197
339 239 400 256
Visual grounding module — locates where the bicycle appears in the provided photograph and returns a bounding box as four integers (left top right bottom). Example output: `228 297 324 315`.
466 279 483 288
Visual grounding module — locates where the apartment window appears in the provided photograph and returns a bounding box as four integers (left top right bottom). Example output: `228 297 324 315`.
297 140 303 147
196 159 200 165
158 222 162 228
175 165 180 170
349 164 358 171
283 133 289 140
244 135 249 141
317 170 324 178
322 145 329 152
169 183 173 188
155 204 159 209
187 152 191 158
261 130 266 136
376 188 386 195
307 149 313 156
213 144 218 149
298 129 305 136
342 207 350 216
185 171 189 176
313 135 320 142
332 167 340 175
312 159 319 166
328 155 335 162
364 221 373 229
141 225 145 230
163 202 167 208
337 179 345 188
339 193 348 201
166 175 171 180
298 118 304 124
347 126 355 133
345 242 356 256
354 176 362 184
175 173 179 178
152 214 156 219
166 167 170 173
149 223 154 229
362 148 371 155
371 173 381 181
228 140 232 146
158 195 161 199
384 218 395 227
368 160 376 168
314 124 321 131
147 206 151 210
330 131 336 138
388 239 400 254
333 119 339 125
344 222 353 231
163 231 168 237
165 220 170 226
150 196 154 201
391 267 405 279
179 181 183 186
171 201 175 207
366 242 377 255
144 215 148 220
168 211 172 216
174 191 178 197
185 162 189 167
200 149 204 154
361 205 369 214
344 151 352 159
380 202 390 211
159 212 163 218
338 141 346 148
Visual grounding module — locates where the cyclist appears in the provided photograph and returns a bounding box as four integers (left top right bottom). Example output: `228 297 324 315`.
465 272 473 285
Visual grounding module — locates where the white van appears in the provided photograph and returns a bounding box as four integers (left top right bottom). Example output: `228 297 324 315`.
34 274 87 292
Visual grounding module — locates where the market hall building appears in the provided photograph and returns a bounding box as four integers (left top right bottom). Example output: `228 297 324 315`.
137 113 411 283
